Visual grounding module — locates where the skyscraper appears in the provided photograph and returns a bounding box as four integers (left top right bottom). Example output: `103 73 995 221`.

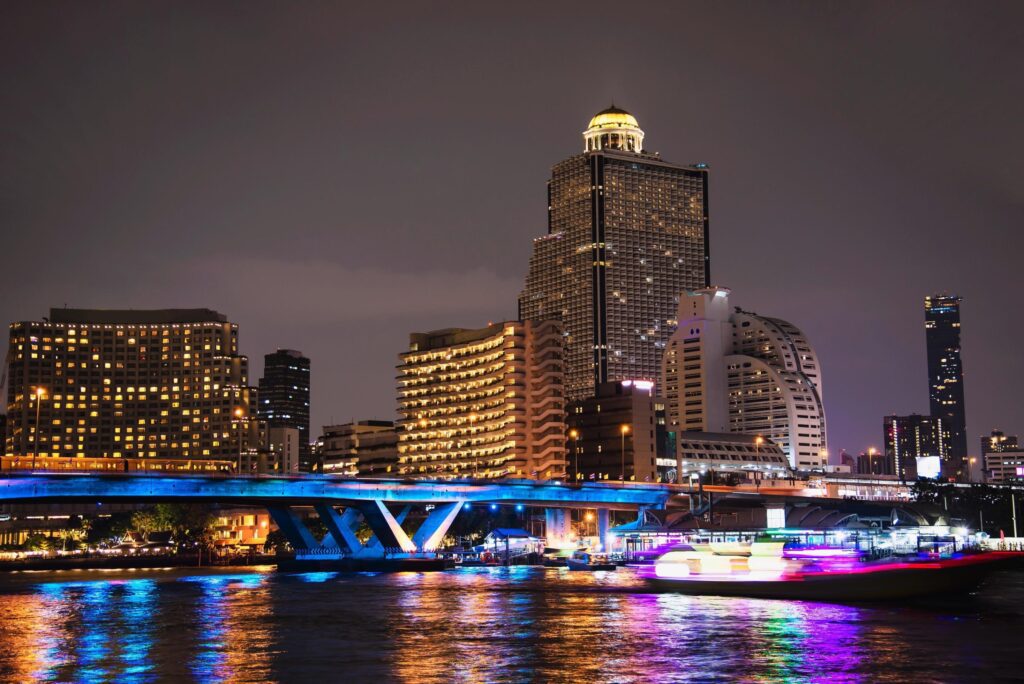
258 349 311 471
661 287 827 470
5 308 254 465
519 106 710 401
925 295 967 477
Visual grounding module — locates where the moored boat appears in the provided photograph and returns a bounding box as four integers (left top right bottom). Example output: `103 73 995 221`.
566 550 617 571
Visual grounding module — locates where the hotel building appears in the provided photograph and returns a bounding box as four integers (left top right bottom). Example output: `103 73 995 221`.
661 287 827 470
519 106 710 401
5 308 255 465
396 321 566 480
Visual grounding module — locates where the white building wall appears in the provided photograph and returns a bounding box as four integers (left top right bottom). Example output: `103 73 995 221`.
662 288 828 471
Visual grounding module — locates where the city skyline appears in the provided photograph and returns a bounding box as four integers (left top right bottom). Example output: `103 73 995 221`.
3 4 1023 456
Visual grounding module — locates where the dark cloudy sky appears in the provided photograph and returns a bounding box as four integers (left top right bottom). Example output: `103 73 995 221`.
3 2 1022 459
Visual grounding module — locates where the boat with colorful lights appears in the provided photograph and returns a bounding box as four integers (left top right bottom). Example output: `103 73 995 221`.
644 542 1011 601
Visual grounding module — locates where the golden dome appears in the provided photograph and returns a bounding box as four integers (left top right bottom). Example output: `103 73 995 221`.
582 105 644 153
587 105 640 130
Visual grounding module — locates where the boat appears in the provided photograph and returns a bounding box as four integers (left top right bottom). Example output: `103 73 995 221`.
566 550 617 571
644 541 1010 601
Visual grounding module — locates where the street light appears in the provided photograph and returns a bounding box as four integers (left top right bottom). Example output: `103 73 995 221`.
620 424 631 482
32 387 47 471
868 447 878 475
569 428 580 482
754 436 765 489
233 407 246 474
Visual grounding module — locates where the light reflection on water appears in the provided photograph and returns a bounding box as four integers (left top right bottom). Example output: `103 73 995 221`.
0 566 1020 682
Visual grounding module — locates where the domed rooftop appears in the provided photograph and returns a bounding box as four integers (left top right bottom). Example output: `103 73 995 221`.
583 104 644 153
587 105 640 130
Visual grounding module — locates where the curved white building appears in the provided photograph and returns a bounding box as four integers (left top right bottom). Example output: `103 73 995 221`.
662 287 827 470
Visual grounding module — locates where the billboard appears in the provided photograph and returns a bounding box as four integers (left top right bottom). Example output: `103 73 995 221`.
916 455 942 479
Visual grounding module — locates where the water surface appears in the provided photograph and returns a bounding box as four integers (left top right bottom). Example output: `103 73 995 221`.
0 565 1019 682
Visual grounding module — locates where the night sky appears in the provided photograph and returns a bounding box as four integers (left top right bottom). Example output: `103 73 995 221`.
3 3 1022 459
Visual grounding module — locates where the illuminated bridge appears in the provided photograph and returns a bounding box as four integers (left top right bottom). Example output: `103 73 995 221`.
0 474 678 561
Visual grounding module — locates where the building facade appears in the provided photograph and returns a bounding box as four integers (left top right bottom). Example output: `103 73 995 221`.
519 106 710 401
566 380 663 483
661 288 828 470
320 420 398 477
266 426 300 474
396 321 566 480
925 295 967 477
673 432 790 482
883 414 948 481
982 429 1018 456
5 309 255 464
984 449 1024 483
856 449 895 477
982 430 1022 482
258 349 311 471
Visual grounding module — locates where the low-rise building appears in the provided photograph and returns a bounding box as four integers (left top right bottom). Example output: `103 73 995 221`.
566 381 663 483
982 430 1021 482
320 420 398 477
985 449 1024 483
671 432 790 482
212 508 273 554
238 424 300 474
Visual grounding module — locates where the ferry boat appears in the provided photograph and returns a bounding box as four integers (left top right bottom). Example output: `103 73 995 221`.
644 541 1008 601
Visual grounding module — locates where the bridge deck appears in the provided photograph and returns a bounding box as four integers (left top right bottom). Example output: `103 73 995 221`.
0 474 675 510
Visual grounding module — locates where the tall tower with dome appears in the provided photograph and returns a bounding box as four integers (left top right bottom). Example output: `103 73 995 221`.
519 106 710 401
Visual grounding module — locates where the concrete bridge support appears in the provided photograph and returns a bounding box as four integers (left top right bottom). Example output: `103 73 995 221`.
545 508 572 547
267 505 321 552
597 508 610 552
362 505 411 556
411 502 463 552
314 503 363 554
353 500 417 554
283 500 467 560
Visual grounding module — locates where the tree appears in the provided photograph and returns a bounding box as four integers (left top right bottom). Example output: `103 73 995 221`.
264 529 290 553
23 534 53 552
84 512 134 545
127 504 217 549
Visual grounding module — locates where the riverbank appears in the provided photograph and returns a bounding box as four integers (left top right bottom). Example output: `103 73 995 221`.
0 552 279 572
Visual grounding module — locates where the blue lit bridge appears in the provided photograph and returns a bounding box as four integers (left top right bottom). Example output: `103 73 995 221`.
0 474 680 561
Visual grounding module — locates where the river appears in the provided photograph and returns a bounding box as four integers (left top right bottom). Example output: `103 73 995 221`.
0 566 1020 682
